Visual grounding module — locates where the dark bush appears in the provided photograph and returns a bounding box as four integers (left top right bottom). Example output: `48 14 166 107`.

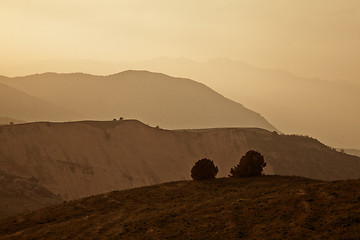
191 158 218 181
229 150 266 177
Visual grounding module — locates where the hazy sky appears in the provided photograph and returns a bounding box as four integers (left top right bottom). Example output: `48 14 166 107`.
1 0 359 82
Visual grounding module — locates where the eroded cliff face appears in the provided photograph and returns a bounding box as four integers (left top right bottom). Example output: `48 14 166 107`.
0 120 253 199
0 120 359 200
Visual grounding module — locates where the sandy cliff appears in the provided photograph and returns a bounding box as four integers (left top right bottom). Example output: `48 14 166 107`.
0 120 359 200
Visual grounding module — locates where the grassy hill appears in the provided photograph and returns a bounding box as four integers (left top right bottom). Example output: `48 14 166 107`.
1 176 359 239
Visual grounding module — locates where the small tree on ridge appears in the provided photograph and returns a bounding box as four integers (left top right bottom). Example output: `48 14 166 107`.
191 158 218 181
229 150 266 177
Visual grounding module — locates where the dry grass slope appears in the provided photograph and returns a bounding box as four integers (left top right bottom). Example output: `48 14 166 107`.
1 176 360 240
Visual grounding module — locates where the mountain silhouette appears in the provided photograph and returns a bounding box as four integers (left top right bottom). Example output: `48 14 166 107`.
0 81 79 121
131 57 360 149
3 58 358 149
0 70 276 130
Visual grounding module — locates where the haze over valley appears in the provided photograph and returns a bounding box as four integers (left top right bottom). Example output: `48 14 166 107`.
2 58 358 149
0 70 275 131
1 1 359 238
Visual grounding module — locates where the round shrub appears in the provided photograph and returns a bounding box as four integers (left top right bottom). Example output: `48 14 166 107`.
229 150 266 177
191 158 218 181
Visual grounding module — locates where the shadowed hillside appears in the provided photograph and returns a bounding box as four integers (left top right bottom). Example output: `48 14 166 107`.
0 120 359 202
0 171 62 219
0 70 276 131
1 176 360 240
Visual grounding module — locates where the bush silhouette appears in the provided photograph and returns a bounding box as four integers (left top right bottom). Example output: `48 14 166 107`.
229 150 266 177
191 158 218 181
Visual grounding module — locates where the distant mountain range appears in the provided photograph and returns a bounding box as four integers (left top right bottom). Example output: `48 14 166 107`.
0 80 78 122
1 58 358 149
0 70 275 130
127 57 360 150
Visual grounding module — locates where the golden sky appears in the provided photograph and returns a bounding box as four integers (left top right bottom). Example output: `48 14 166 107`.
0 0 359 82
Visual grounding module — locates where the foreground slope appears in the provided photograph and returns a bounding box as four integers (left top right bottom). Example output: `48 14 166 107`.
0 120 359 201
1 176 360 240
0 70 276 130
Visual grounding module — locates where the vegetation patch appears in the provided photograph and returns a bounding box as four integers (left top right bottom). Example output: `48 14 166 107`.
1 176 360 239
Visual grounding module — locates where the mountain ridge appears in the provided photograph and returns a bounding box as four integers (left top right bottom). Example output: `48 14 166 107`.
0 120 359 202
3 58 358 148
0 70 276 131
0 81 80 122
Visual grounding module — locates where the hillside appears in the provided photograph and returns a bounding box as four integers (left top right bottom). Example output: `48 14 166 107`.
0 120 359 202
0 81 79 122
0 70 276 131
0 171 62 219
128 57 360 150
2 58 359 149
1 176 360 240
